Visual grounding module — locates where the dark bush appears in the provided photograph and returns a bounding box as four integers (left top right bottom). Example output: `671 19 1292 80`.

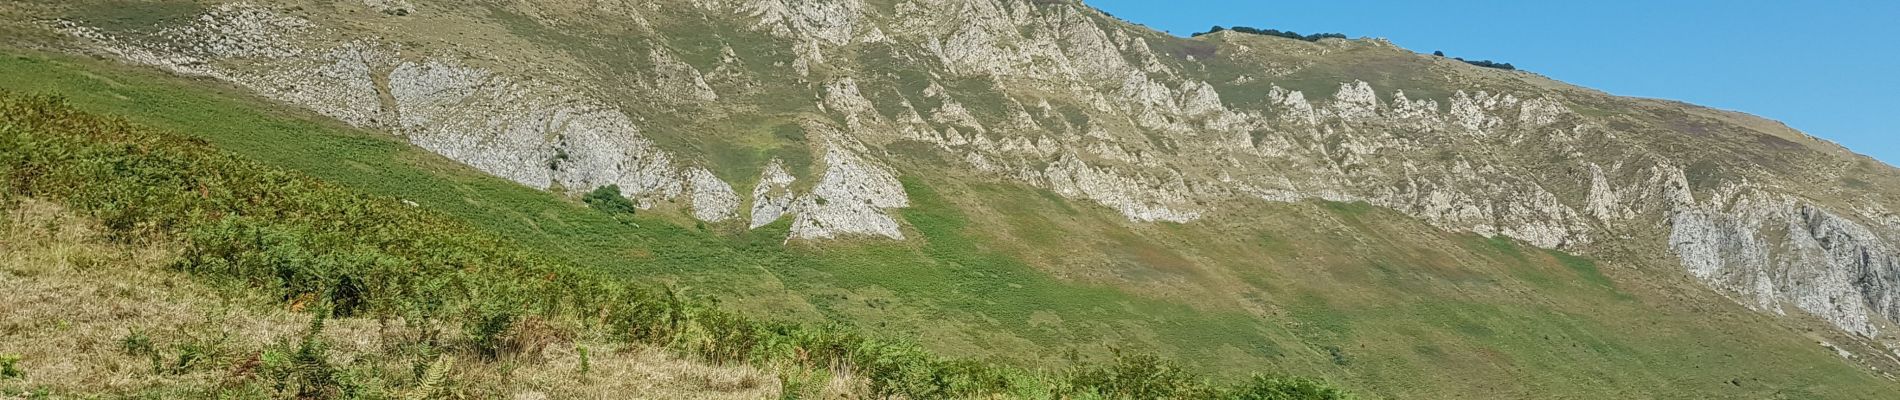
581 185 637 215
1230 375 1355 400
1062 351 1219 399
1441 54 1517 70
1194 25 1348 42
1458 58 1517 70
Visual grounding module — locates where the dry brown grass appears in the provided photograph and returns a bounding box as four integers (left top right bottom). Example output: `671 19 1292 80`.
0 197 305 395
0 198 866 399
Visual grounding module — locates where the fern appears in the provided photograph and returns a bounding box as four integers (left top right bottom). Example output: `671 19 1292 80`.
408 356 452 400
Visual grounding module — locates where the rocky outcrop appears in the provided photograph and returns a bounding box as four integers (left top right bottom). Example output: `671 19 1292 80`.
687 168 740 222
1668 179 1900 337
362 0 413 15
58 2 916 237
787 134 910 240
749 160 799 229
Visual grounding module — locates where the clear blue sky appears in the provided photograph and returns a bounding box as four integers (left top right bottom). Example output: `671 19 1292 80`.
1086 0 1899 166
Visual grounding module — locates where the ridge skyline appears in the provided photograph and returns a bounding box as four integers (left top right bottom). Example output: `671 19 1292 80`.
1088 0 1900 166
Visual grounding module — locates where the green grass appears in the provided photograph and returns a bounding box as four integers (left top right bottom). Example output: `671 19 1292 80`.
1548 250 1616 289
1319 201 1376 219
66 0 206 33
4 48 1899 399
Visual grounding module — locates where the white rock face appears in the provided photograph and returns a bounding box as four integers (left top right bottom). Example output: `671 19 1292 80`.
788 144 910 240
745 0 866 46
687 168 740 222
1042 155 1201 223
64 3 740 217
362 0 415 14
1268 86 1320 125
1668 185 1900 337
1450 90 1521 136
385 60 688 205
749 160 799 229
1586 164 1634 221
1329 81 1380 120
822 77 878 118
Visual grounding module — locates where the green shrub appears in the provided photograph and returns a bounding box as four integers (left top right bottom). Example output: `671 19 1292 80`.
1229 375 1354 400
120 328 155 357
1458 58 1516 70
1435 53 1518 70
582 185 637 215
465 305 517 360
1061 350 1220 399
1194 26 1347 42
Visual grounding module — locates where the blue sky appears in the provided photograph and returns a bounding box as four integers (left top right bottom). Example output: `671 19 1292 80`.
1086 0 1899 166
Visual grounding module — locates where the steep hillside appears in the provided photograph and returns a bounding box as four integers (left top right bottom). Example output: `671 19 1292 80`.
0 92 1349 398
4 0 1899 398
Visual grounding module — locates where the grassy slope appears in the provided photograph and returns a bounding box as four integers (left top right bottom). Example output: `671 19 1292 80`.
2 50 1894 399
0 199 788 399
